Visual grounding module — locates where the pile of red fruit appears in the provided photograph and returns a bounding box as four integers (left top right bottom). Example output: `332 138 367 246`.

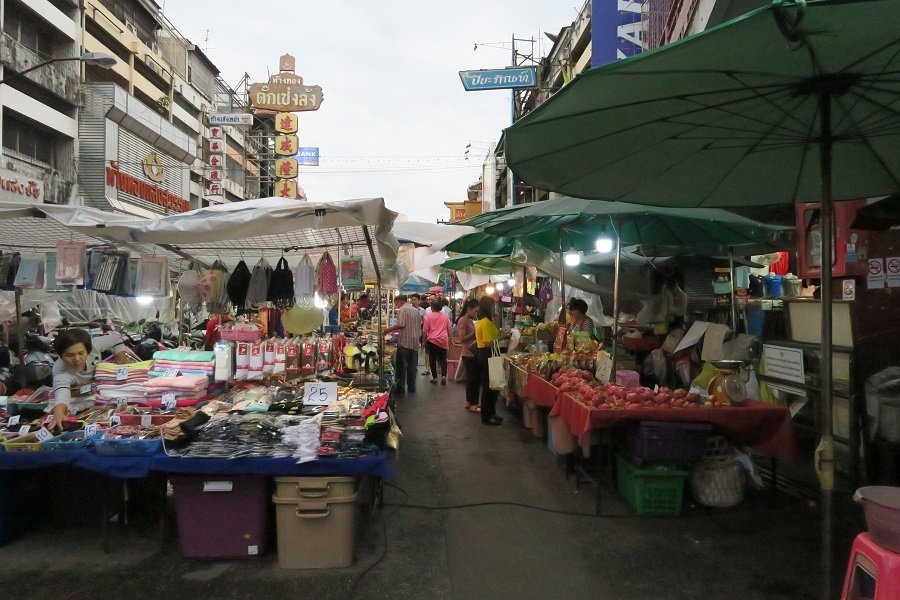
549 367 703 409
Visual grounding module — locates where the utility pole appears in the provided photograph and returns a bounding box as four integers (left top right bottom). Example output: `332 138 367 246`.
507 34 516 209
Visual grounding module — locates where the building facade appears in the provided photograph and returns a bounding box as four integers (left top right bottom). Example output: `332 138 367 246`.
0 0 81 206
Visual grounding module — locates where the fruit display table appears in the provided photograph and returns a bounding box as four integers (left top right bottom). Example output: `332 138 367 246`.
523 373 562 409
549 391 801 463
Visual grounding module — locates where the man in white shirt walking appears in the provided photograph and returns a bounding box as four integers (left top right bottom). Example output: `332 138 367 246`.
384 294 422 394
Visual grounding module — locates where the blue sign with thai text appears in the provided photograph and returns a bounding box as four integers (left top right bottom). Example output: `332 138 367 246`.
297 147 319 166
458 67 537 91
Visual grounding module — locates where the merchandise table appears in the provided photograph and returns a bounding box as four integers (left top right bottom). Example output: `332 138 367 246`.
0 449 395 479
549 391 801 463
522 372 562 408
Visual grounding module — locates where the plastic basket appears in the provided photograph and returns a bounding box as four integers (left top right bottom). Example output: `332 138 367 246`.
627 421 714 465
43 430 101 451
95 437 162 456
219 327 263 342
2 433 43 452
116 413 176 427
689 459 746 508
616 452 688 516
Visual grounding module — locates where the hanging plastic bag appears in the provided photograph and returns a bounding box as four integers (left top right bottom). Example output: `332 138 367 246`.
316 251 338 294
136 255 169 297
294 254 315 299
177 268 201 310
268 257 295 305
226 260 252 311
246 259 271 308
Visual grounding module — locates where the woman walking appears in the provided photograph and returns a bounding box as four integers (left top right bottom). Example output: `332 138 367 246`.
475 295 503 426
456 299 480 412
422 300 451 384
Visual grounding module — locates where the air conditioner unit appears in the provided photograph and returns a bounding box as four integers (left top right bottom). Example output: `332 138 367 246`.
151 42 161 56
147 60 164 78
125 21 138 35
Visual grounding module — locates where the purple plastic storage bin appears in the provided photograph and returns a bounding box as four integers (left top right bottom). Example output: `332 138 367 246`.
172 476 269 559
627 421 714 465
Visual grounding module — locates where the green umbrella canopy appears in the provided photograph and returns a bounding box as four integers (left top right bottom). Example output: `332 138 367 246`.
504 0 900 207
448 196 789 254
441 254 518 274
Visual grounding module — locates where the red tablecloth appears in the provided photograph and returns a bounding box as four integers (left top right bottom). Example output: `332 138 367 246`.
549 391 802 463
523 373 561 408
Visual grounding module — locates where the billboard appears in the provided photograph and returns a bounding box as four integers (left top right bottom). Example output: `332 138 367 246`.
592 0 646 66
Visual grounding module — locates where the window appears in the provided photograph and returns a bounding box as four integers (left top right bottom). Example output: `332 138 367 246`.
3 7 54 59
2 115 56 166
225 154 243 183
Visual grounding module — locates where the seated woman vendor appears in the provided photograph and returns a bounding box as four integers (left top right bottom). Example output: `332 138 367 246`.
566 298 595 336
48 328 128 432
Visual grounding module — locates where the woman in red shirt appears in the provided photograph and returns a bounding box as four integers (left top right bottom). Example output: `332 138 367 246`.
422 301 451 384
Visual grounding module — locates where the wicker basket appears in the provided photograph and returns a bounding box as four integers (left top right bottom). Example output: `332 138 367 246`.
690 459 746 508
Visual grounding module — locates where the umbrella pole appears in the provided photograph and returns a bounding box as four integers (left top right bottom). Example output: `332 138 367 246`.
558 230 566 324
729 248 738 332
816 90 835 600
610 222 622 378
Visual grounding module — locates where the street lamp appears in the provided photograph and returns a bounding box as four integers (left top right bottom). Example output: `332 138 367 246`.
0 52 117 86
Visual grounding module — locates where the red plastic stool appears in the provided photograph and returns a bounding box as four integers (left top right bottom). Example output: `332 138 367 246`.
841 533 900 600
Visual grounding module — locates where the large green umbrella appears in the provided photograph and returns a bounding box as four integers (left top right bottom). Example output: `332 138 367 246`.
504 1 900 596
441 254 518 274
449 197 789 369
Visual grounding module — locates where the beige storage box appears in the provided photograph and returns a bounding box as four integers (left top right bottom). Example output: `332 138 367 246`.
274 476 356 500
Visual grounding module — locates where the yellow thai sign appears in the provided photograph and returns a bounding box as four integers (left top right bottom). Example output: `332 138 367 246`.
249 55 323 112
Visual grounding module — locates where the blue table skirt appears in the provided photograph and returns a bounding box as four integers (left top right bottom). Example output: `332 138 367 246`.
0 449 394 480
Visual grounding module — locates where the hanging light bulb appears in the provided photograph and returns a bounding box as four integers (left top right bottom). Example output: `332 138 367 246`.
485 285 495 295
595 236 614 253
564 251 581 267
496 282 505 291
453 291 464 300
507 278 516 287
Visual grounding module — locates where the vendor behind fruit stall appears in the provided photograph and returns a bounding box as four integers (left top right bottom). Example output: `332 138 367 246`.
566 298 595 337
48 328 128 432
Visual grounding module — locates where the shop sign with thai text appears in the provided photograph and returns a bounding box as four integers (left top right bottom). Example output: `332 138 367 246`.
0 166 44 203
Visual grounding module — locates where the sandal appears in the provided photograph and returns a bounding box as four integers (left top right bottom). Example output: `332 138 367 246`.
466 405 481 413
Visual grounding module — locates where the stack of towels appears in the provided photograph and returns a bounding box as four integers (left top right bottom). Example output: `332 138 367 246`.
150 350 217 381
94 360 154 404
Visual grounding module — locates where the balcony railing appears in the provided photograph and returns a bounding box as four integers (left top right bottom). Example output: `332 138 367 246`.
0 33 79 103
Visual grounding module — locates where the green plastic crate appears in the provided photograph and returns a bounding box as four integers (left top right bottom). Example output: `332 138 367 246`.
616 452 688 516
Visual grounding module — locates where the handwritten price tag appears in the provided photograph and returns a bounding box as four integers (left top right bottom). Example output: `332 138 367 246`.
116 366 128 381
162 393 177 410
7 415 20 427
303 382 337 407
18 425 31 435
35 427 54 442
80 384 93 395
110 415 121 427
164 369 178 377
116 398 128 408
140 415 152 428
85 423 98 438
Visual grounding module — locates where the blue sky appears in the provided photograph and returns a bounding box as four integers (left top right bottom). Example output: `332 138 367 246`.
162 0 581 222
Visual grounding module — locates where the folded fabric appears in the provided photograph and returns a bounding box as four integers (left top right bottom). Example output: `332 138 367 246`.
149 369 212 379
144 375 208 391
95 360 155 374
152 350 215 362
95 384 149 398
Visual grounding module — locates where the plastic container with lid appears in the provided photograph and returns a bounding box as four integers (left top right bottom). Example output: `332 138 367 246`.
854 486 900 553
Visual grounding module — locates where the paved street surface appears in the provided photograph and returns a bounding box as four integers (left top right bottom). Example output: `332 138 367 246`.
0 369 863 599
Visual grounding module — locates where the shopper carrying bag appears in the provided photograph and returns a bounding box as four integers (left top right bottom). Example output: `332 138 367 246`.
488 340 506 391
475 295 503 426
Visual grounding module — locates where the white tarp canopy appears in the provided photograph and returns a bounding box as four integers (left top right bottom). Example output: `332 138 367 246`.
38 197 401 286
393 221 479 250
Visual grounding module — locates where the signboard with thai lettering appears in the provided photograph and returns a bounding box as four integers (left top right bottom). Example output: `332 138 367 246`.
458 67 538 91
208 113 253 126
248 54 323 112
0 166 44 203
106 162 188 213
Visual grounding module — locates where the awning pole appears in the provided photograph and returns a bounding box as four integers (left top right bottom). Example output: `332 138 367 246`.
610 219 622 378
362 227 384 390
15 287 26 389
558 230 566 325
816 89 835 600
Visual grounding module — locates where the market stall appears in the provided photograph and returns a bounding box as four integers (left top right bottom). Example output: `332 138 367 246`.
0 197 402 565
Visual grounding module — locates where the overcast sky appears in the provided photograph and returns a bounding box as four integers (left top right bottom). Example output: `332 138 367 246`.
161 1 581 223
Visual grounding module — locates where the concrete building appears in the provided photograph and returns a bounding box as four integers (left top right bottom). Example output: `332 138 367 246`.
0 0 82 206
78 0 265 216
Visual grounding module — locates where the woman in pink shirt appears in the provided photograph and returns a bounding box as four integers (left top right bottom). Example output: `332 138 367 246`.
422 301 451 384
